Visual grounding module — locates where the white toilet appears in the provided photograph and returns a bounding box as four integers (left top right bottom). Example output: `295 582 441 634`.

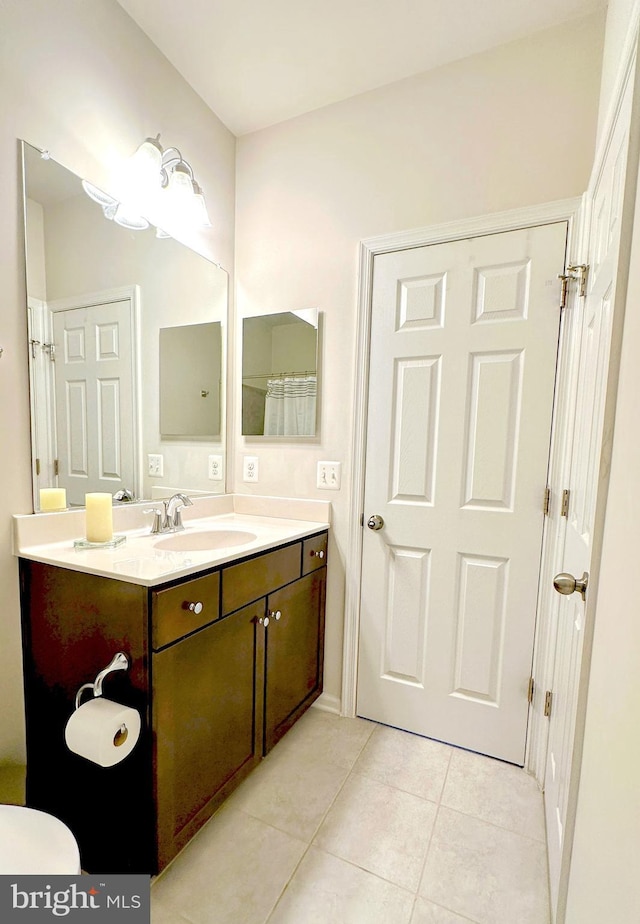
0 805 81 874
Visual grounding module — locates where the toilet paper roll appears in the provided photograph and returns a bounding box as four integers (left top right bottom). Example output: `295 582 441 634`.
64 698 141 767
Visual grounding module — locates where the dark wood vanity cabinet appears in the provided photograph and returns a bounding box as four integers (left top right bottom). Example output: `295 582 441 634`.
153 599 264 869
19 531 327 874
265 571 326 752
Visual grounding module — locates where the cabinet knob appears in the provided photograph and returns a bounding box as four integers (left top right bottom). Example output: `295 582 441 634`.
185 601 203 615
269 610 282 621
259 615 270 627
310 549 325 559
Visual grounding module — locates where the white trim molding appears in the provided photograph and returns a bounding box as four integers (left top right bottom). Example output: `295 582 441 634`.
312 692 342 715
342 198 582 720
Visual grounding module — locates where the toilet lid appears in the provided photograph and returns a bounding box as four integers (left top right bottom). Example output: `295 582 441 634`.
0 805 81 874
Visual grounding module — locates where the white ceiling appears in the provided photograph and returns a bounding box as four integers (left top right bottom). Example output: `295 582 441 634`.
116 0 605 136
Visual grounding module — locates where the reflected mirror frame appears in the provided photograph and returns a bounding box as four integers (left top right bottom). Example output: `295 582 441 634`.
241 308 320 438
20 140 228 510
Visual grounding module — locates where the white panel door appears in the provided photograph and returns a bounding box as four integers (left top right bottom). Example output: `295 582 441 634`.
357 222 568 764
545 76 633 914
52 298 135 506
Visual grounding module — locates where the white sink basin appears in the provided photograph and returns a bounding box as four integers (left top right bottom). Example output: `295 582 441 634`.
154 529 257 552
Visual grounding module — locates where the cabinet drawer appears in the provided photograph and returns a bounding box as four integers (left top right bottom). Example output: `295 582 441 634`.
222 544 301 615
302 533 328 575
152 572 220 650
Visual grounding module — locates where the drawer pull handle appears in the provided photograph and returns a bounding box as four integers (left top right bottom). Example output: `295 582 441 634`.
310 549 325 559
259 615 270 627
185 601 203 615
269 610 282 621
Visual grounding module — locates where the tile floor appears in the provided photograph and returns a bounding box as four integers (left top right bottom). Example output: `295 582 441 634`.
151 708 550 924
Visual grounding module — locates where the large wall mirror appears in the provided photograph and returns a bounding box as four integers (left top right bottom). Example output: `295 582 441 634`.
21 141 228 510
241 309 319 436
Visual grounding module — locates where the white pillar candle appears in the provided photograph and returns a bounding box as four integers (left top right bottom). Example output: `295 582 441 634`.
39 488 67 511
85 493 113 543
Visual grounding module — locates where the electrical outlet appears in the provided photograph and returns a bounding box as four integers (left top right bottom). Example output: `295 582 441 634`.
208 454 223 481
148 453 164 477
243 456 259 482
317 461 341 490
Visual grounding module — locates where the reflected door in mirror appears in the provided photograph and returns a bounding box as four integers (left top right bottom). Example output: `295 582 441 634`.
51 296 136 507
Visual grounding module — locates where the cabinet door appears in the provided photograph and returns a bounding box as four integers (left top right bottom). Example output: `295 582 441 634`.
153 600 265 869
264 570 326 753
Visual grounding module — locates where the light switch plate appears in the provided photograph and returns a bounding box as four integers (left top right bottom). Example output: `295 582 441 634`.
317 461 341 490
148 453 164 477
243 456 259 482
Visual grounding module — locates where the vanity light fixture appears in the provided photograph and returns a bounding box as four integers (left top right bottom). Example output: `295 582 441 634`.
120 134 211 230
81 134 211 236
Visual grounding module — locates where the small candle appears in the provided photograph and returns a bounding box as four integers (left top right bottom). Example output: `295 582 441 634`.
39 488 67 512
85 493 113 543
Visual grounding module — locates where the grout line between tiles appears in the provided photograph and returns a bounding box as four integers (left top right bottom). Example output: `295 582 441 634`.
412 747 453 910
437 801 549 846
419 897 482 924
262 722 377 924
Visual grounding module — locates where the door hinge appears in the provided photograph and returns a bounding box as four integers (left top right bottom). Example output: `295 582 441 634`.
561 488 570 518
528 676 535 704
558 263 589 307
54 459 59 477
543 487 551 517
35 458 41 476
544 690 553 718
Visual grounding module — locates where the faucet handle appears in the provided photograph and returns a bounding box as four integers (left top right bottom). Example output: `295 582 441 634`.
143 507 164 534
172 507 187 531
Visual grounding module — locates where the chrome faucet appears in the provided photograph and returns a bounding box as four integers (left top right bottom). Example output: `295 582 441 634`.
165 492 193 531
145 492 193 534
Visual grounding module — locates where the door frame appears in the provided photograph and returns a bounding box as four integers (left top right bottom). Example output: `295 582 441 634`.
552 25 640 923
342 199 583 765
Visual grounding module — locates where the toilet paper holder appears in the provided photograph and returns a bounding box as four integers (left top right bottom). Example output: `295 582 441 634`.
74 652 130 710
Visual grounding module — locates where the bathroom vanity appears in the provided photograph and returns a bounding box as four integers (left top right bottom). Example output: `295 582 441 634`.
16 502 329 874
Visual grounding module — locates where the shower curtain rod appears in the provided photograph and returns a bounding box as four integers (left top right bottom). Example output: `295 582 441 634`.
243 370 316 380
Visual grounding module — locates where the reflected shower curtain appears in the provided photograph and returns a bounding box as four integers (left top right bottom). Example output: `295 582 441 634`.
263 375 317 436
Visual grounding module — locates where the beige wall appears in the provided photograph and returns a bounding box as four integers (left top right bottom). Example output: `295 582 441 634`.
0 0 235 762
564 3 640 921
234 15 605 706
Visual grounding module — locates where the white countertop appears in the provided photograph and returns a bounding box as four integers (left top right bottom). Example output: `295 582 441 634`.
13 495 331 587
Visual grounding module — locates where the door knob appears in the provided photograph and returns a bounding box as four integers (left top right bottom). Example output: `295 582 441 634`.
553 571 589 601
367 515 384 531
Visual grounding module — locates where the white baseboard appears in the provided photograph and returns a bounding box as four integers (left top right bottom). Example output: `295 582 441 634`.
312 692 341 715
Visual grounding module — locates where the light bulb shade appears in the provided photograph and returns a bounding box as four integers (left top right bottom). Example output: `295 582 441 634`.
163 164 196 227
113 203 149 230
166 164 193 201
114 136 164 219
192 191 212 227
191 181 212 227
82 180 117 208
131 137 163 174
